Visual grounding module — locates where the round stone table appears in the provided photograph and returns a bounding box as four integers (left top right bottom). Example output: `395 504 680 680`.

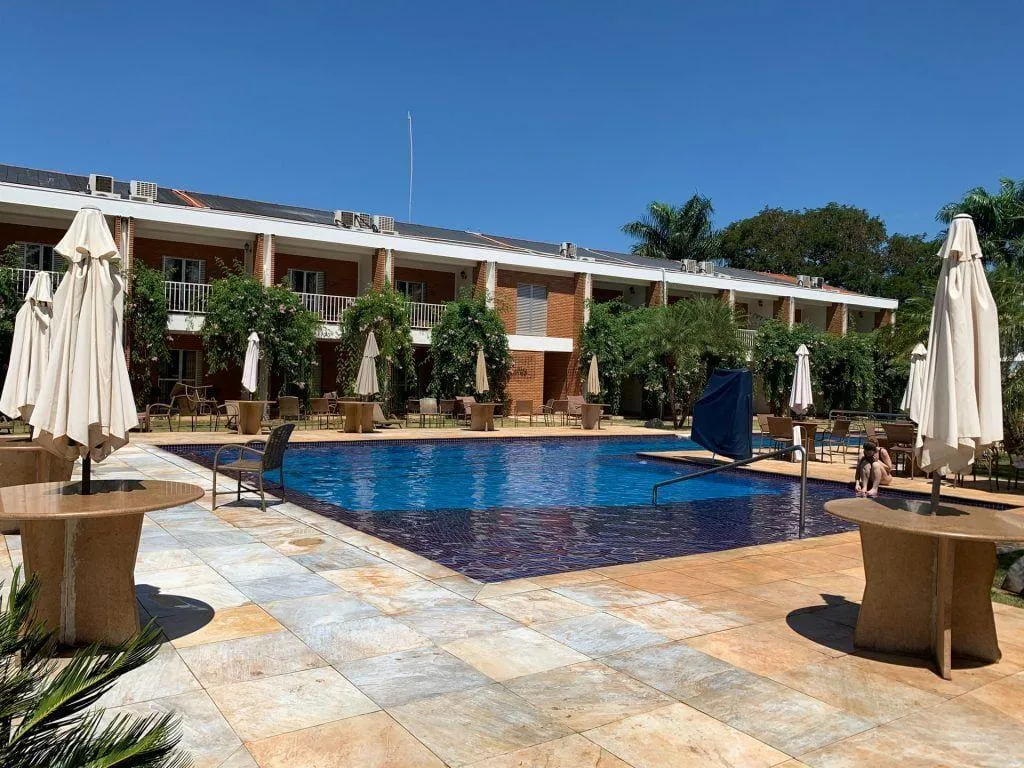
0 479 204 646
469 403 497 431
237 400 273 435
825 496 1024 679
342 401 375 433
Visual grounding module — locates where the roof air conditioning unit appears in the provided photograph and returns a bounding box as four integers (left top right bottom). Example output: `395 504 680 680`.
373 215 395 234
354 212 374 229
796 274 811 288
559 241 577 259
334 210 358 228
88 173 120 199
810 276 825 289
682 259 698 273
697 260 713 275
129 180 158 203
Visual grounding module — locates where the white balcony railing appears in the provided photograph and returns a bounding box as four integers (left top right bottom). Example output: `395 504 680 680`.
297 292 356 324
409 302 446 329
739 328 757 353
10 267 63 297
164 281 211 314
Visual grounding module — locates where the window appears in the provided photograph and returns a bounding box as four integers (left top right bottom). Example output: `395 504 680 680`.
396 280 427 303
18 242 60 271
158 350 202 401
162 256 205 284
516 283 548 336
288 269 324 294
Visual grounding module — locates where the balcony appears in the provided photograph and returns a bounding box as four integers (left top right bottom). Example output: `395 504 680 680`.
165 281 212 314
739 328 757 355
10 267 62 296
409 301 446 330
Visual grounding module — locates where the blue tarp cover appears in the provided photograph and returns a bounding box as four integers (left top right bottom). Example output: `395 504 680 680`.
690 368 753 460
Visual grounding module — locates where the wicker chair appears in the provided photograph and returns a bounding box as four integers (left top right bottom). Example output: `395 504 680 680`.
212 423 295 511
139 402 175 433
308 397 332 429
278 396 304 426
439 399 456 427
418 397 441 427
881 422 917 477
513 399 534 426
821 418 853 464
755 414 771 454
766 416 794 452
566 395 585 426
218 400 239 432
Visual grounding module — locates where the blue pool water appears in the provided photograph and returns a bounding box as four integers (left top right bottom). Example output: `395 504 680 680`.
173 435 867 581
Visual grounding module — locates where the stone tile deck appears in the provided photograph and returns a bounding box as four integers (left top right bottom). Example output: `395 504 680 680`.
2 439 1022 767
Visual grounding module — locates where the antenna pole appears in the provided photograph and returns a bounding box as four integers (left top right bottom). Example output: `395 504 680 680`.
407 111 414 223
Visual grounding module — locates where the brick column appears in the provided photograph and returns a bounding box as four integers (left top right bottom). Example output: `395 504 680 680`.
473 260 496 307
253 234 275 286
371 248 393 290
566 272 590 396
826 303 848 336
874 308 895 328
647 280 666 307
774 296 795 328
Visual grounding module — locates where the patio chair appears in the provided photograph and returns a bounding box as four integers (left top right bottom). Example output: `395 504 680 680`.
405 398 420 427
173 393 202 432
566 395 585 426
139 402 175 433
1011 453 1024 489
373 402 404 428
513 399 534 426
211 422 295 512
542 398 555 426
455 396 476 425
755 414 771 454
439 399 456 427
308 397 332 429
217 400 239 432
766 416 794 452
418 397 441 427
278 396 304 427
881 422 917 477
820 418 853 464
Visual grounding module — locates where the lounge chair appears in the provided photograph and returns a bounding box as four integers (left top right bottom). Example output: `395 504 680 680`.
372 403 404 428
212 422 295 512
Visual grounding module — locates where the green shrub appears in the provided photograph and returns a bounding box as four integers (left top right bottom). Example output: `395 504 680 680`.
427 292 511 403
125 262 170 408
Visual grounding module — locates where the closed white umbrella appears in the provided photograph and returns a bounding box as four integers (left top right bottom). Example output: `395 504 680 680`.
29 208 138 488
900 342 928 423
789 344 813 416
241 331 260 395
585 355 600 397
0 271 53 420
915 214 1002 493
475 347 489 394
355 330 380 397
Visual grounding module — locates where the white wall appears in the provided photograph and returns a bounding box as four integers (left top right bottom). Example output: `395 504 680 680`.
798 303 827 330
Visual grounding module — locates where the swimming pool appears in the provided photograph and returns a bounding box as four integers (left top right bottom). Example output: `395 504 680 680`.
172 435 876 581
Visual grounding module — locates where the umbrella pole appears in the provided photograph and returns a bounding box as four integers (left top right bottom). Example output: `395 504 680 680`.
929 473 941 514
81 453 91 496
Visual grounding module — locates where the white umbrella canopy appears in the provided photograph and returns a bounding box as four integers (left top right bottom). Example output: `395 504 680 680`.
585 355 600 397
241 332 260 394
0 271 53 420
355 330 380 397
29 207 138 462
915 214 1002 476
900 343 928 423
789 344 813 416
475 347 489 394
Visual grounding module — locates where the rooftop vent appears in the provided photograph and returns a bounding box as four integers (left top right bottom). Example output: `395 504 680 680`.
559 242 577 259
129 180 158 203
373 215 395 234
88 173 120 199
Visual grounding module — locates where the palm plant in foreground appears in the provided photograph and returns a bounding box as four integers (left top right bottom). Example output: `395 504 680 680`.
0 570 189 768
622 195 720 263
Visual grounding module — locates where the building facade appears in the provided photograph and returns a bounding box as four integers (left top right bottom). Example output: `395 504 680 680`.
0 164 897 410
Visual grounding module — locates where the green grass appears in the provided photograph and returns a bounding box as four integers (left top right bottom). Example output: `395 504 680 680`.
993 549 1024 608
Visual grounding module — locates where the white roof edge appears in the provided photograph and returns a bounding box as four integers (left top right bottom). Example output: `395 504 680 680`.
0 181 897 310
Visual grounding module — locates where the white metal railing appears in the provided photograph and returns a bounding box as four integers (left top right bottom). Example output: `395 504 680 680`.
409 302 446 329
739 328 757 353
164 281 211 314
9 267 63 297
298 292 356 324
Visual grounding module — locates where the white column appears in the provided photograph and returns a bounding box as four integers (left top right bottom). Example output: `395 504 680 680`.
485 261 497 309
583 272 593 325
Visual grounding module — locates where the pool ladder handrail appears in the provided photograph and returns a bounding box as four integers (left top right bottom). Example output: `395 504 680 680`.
651 445 809 537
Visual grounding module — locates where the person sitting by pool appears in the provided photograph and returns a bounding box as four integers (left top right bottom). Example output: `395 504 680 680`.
855 441 893 497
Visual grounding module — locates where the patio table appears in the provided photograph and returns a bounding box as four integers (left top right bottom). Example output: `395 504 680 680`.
793 419 823 461
0 479 204 646
469 402 497 431
824 496 1024 679
581 403 607 430
342 401 375 433
237 400 273 435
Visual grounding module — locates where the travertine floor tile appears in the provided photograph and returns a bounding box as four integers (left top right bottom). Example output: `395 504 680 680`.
161 604 284 649
443 627 588 682
465 734 631 767
611 600 741 640
684 624 832 675
480 589 596 625
535 612 669 657
338 646 491 708
177 630 326 687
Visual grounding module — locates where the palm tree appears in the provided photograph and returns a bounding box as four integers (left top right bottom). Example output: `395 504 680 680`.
0 571 188 768
622 196 720 263
938 178 1024 268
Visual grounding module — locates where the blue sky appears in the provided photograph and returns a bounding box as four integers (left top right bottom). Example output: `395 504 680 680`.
1 2 1020 251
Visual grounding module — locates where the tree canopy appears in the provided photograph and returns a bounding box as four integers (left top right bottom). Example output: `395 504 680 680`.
427 292 512 402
